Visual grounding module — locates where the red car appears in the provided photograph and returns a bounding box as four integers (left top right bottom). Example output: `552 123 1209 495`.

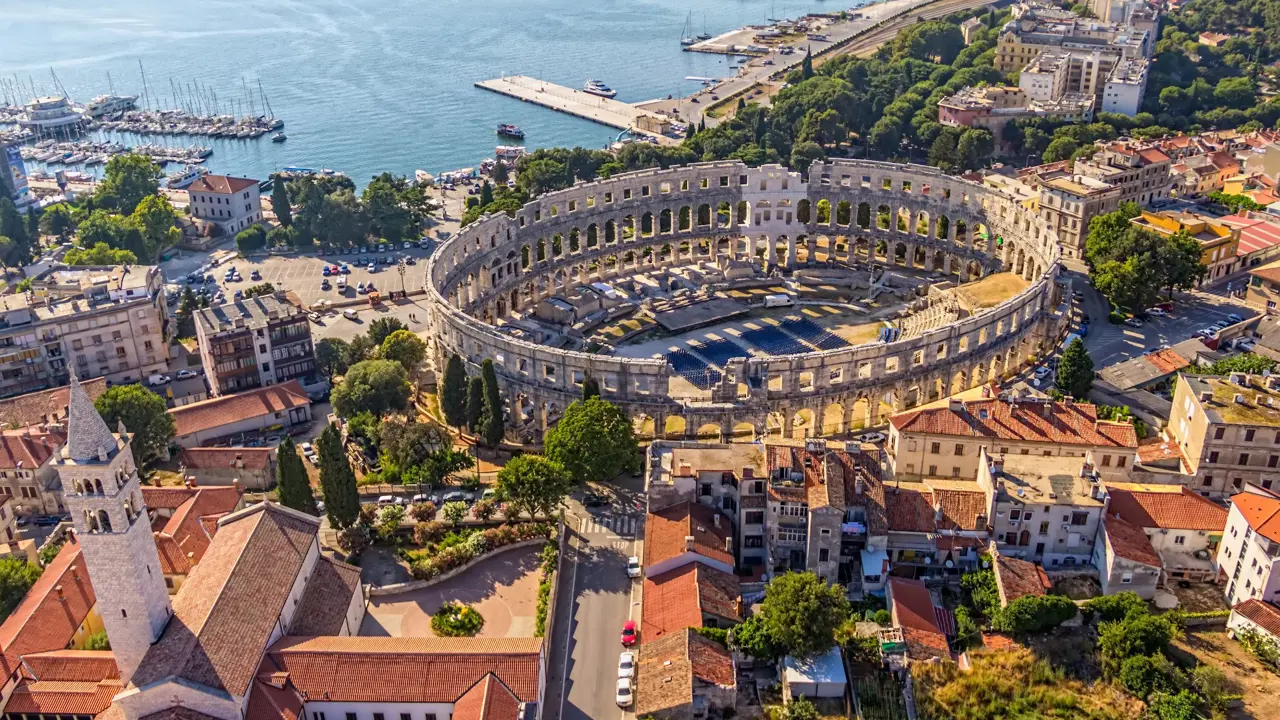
620 620 637 646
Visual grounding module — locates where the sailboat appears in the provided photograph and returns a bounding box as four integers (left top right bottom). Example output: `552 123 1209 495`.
680 12 697 46
697 13 712 41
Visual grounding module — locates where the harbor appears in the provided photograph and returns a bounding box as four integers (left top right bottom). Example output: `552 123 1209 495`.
474 76 680 144
19 138 211 167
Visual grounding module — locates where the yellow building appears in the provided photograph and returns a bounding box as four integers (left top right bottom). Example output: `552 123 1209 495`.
1131 210 1240 285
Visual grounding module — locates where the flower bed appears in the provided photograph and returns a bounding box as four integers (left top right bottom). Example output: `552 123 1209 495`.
430 601 484 637
408 522 553 581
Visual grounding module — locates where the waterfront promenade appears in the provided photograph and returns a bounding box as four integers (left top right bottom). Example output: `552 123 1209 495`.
475 76 677 144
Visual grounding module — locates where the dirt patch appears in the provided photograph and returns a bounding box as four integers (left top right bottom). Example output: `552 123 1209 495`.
956 272 1030 310
1020 625 1104 683
1173 630 1280 720
1162 582 1230 614
1052 574 1102 601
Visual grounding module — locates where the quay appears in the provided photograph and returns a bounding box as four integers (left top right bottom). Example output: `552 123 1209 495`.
474 76 677 144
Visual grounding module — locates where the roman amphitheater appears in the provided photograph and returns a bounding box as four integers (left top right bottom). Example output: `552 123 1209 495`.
425 159 1069 443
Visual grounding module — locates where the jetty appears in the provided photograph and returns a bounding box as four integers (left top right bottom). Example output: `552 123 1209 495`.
474 76 677 144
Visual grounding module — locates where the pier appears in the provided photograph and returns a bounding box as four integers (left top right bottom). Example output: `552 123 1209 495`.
474 76 677 144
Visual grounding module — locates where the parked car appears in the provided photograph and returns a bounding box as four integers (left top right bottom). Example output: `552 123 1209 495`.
148 374 171 387
300 442 315 457
1123 317 1144 327
250 270 261 280
626 556 642 579
1211 320 1230 331
411 493 438 505
615 679 633 707
176 369 199 380
855 431 886 444
620 620 638 646
442 491 465 503
32 515 65 527
1146 307 1167 317
1034 366 1052 379
308 311 323 323
343 309 359 320
376 495 405 506
1228 313 1244 324
1236 337 1257 351
618 651 636 679
582 492 608 507
323 266 332 276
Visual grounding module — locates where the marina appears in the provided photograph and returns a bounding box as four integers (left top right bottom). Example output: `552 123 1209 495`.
18 138 212 167
474 75 677 143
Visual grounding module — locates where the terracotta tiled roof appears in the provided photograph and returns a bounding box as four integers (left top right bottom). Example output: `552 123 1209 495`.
642 564 740 641
451 673 523 720
0 538 96 678
287 556 362 636
1231 492 1280 543
170 381 310 438
1136 438 1186 465
154 533 192 575
4 677 122 714
1103 516 1160 567
635 629 733 716
993 554 1050 605
189 175 258 195
0 430 64 470
141 486 203 510
0 378 106 429
884 481 987 533
902 626 952 662
244 670 304 720
889 577 942 634
182 447 276 470
889 399 1138 448
1233 599 1280 638
1146 349 1190 376
264 636 542 703
1105 485 1228 531
643 501 733 569
130 504 321 696
21 650 118 682
1138 148 1171 165
158 486 244 571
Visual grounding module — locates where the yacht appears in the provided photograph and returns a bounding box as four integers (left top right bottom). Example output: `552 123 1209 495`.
496 123 525 139
81 94 138 119
272 132 287 143
680 12 697 46
697 13 712 40
583 79 617 99
165 164 209 190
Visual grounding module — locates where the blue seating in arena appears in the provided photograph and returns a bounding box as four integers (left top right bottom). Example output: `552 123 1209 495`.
781 318 849 350
665 349 722 389
741 326 813 356
695 338 750 367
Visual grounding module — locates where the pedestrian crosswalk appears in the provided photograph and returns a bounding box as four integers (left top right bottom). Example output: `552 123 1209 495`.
577 513 639 537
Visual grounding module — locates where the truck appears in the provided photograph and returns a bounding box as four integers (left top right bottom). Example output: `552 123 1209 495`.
764 293 795 308
368 291 383 307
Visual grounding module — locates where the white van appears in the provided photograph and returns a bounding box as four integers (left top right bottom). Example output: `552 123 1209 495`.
764 294 794 308
343 309 359 321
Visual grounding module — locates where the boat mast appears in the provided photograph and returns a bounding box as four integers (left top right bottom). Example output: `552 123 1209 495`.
138 60 151 110
258 80 274 120
107 70 114 96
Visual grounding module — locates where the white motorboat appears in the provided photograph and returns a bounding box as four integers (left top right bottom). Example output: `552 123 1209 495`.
583 79 617 98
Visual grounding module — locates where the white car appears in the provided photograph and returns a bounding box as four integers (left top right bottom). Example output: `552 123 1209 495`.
1123 317 1144 328
1227 313 1244 324
626 556 642 579
618 651 636 679
176 369 199 380
376 495 406 506
615 678 633 707
299 442 315 457
1034 366 1052 379
856 431 886 444
1145 307 1167 317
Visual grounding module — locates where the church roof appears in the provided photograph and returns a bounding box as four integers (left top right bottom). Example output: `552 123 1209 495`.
129 504 321 697
0 539 96 678
287 557 362 636
64 372 120 463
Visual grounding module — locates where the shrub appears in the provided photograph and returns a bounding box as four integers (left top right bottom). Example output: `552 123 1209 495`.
1083 592 1147 623
410 501 437 522
442 501 468 524
337 525 372 557
358 503 379 526
872 609 891 625
376 505 405 541
535 577 552 636
992 594 1077 634
407 522 553 580
430 601 484 637
465 532 489 555
695 626 730 647
414 520 446 545
1120 654 1180 700
1108 311 1124 324
473 498 497 522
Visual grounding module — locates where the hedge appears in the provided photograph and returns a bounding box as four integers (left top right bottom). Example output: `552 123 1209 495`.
409 522 553 580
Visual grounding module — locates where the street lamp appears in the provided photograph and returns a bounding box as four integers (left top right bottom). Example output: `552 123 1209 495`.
397 259 406 296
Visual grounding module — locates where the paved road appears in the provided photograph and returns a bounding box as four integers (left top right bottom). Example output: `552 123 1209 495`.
544 480 646 720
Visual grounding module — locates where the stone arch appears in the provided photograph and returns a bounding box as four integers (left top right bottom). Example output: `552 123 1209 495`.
915 210 930 236
836 200 852 226
641 212 654 237
97 509 112 533
663 415 687 439
697 203 712 227
551 233 563 258
521 245 531 269
816 199 832 225
84 510 99 533
857 202 871 230
797 199 812 224
937 214 950 240
718 202 733 228
536 238 546 262
679 206 692 232
659 209 673 234
736 201 749 225
876 204 891 230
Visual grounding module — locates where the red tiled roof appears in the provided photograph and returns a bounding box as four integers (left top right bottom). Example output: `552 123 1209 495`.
1225 215 1280 257
21 650 118 682
170 381 310 438
1106 485 1228 531
154 533 192 575
642 563 740 641
1233 599 1280 638
158 486 244 571
884 481 987 533
264 636 543 703
635 629 733 716
1138 148 1171 166
889 399 1138 448
189 175 258 195
4 677 122 714
902 626 951 662
451 673 523 720
993 554 1050 605
1145 349 1190 376
141 486 203 510
643 501 733 569
1232 492 1280 543
245 674 304 720
287 556 362 636
1136 438 1186 465
0 538 96 678
0 430 64 470
131 504 321 696
0 378 106 429
889 577 943 634
1103 516 1160 567
182 447 276 470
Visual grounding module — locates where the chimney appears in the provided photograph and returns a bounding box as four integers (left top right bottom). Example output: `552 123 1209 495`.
1197 390 1212 403
724 536 733 552
933 501 944 524
232 479 241 492
1041 401 1052 418
684 535 695 551
948 398 965 414
991 454 1005 475
713 514 721 528
55 585 65 602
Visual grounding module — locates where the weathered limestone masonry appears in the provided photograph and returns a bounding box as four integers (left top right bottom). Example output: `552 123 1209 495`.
426 160 1064 441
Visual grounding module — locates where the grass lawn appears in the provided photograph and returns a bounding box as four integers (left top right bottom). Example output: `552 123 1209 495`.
957 272 1030 309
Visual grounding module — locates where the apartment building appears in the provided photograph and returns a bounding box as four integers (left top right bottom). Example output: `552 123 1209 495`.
0 265 169 397
976 450 1106 568
882 478 990 576
1074 143 1175 207
937 84 1094 140
1038 173 1121 258
1105 482 1228 584
887 397 1139 482
1101 56 1148 115
1131 210 1240 284
1217 486 1280 606
646 442 763 566
186 174 263 236
0 428 66 516
1167 372 1280 496
194 293 318 396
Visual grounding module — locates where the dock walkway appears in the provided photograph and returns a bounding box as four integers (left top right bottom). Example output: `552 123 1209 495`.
474 76 674 143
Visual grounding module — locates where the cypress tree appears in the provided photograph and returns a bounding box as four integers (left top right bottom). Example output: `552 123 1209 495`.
481 359 504 447
441 354 469 427
802 47 814 79
275 437 318 515
316 423 359 529
467 377 485 433
1055 338 1095 399
271 180 293 227
480 181 494 207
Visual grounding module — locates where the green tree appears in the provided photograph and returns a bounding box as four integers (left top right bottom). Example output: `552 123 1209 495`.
63 242 137 266
377 418 449 473
129 194 180 258
1056 338 1095 398
75 210 135 252
83 630 111 650
316 189 368 246
801 48 815 79
760 571 850 657
1098 612 1177 675
466 377 485 432
96 154 162 214
416 447 475 490
732 613 782 660
960 568 1000 618
544 397 638 484
491 161 510 186
316 338 351 381
267 225 298 247
316 423 359 529
581 374 601 400
784 698 819 720
1146 691 1200 720
1120 654 1179 700
0 556 42 622
1042 136 1080 162
236 225 268 253
1083 591 1147 622
992 594 1077 634
94 385 176 465
368 316 408 346
480 359 504 447
789 141 826 172
39 203 76 239
330 359 412 418
271 181 293 227
480 181 494 207
441 354 469 427
243 282 276 298
496 454 572 519
275 437 318 515
363 173 413 242
380 329 426 372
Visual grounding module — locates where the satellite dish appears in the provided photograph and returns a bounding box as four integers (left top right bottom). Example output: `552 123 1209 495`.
923 556 932 564
944 559 954 569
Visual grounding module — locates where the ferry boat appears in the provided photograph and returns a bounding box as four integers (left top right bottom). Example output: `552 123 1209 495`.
81 94 138 119
165 164 210 190
583 79 617 99
272 133 287 143
496 123 525 139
